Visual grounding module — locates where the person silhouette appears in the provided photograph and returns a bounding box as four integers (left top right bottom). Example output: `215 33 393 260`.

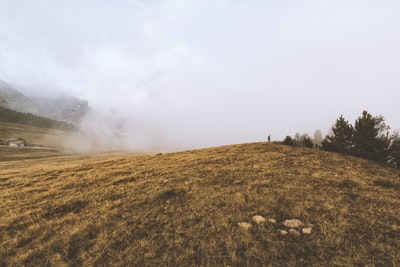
267 135 271 142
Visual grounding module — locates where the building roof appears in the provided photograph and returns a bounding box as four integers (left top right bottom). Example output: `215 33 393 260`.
6 138 25 142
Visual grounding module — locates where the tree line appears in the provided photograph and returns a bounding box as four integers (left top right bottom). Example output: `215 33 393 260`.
0 106 76 131
283 110 400 168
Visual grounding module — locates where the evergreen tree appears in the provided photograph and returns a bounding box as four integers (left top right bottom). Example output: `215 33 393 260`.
299 134 314 148
352 111 390 162
301 134 314 148
321 110 399 168
0 106 76 131
283 135 294 146
388 131 400 168
322 115 354 154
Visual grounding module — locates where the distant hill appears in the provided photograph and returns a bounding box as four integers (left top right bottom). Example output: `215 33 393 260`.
0 106 76 131
0 142 398 266
0 80 90 126
0 96 8 108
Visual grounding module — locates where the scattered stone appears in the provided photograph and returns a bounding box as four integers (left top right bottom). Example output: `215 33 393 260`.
302 227 312 234
279 229 288 236
268 218 277 224
289 229 301 237
238 222 252 230
252 215 266 224
283 219 304 228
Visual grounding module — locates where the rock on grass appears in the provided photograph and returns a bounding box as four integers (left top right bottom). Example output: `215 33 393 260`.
252 215 266 224
283 219 304 228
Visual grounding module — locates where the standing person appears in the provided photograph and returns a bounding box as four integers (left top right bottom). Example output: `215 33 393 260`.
267 135 271 142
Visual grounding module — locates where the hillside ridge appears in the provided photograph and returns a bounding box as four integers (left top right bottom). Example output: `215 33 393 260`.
0 80 89 125
0 106 76 131
0 142 399 266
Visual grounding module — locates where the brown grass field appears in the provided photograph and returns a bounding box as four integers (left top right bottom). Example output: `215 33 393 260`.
0 141 399 266
0 122 68 149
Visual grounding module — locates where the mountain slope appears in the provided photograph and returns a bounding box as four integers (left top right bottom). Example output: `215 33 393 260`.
0 143 399 266
0 81 89 125
0 107 76 131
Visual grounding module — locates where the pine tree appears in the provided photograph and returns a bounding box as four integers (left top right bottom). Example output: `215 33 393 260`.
322 115 354 154
302 135 314 148
352 111 390 162
388 131 400 168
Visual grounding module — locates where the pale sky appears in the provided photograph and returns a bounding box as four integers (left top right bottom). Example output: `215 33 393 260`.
0 0 399 150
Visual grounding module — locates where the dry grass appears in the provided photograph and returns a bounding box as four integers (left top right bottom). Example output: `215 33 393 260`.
0 146 64 161
0 122 69 149
0 142 399 266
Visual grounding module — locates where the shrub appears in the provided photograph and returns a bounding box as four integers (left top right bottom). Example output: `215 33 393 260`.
283 136 295 146
283 133 314 148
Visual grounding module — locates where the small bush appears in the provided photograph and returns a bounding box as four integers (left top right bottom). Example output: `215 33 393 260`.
283 133 314 148
283 136 295 146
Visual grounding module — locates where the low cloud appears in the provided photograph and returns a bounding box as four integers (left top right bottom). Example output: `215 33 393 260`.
1 0 400 150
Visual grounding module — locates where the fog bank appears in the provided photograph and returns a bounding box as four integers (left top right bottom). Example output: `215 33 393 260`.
1 1 399 151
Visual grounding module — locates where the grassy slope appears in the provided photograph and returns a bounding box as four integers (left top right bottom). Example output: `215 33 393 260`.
0 122 68 148
0 142 399 266
0 122 67 161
